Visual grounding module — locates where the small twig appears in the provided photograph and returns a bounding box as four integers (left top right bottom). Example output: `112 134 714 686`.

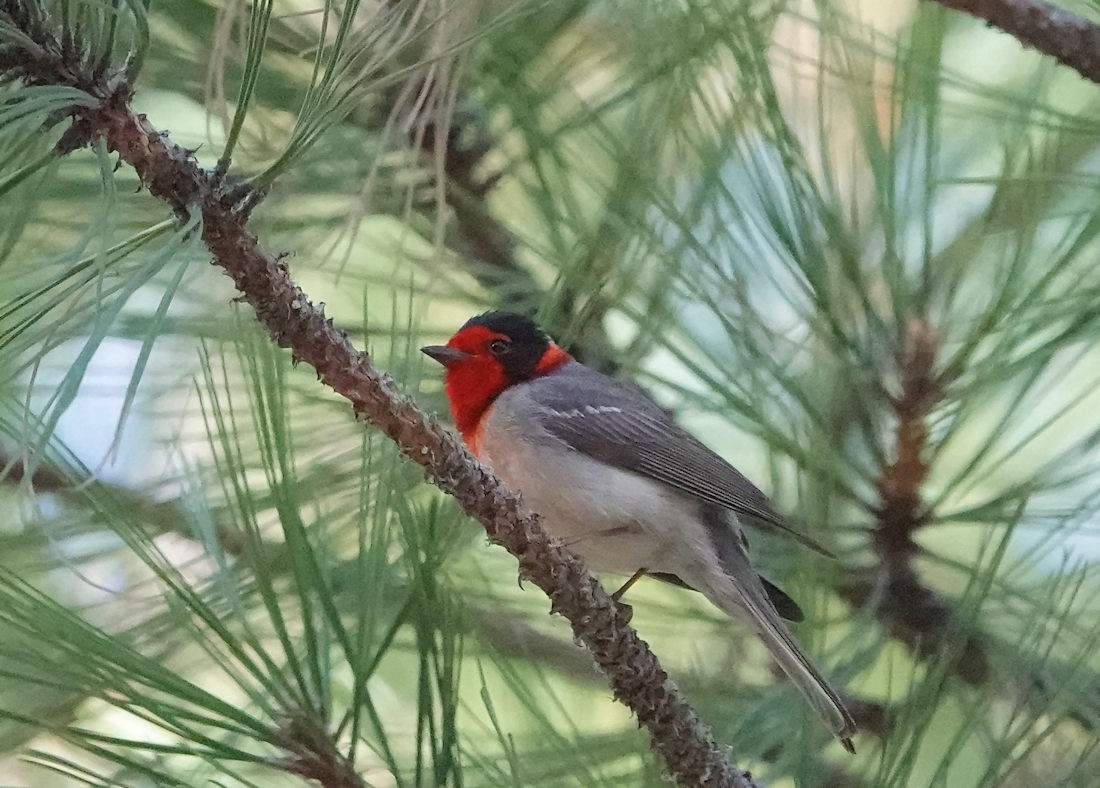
841 695 892 739
838 568 989 685
411 88 622 371
0 450 70 492
929 0 1100 85
874 319 940 565
415 101 532 287
0 448 283 565
276 716 366 788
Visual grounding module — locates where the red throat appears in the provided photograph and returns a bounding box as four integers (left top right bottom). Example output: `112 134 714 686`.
444 357 507 449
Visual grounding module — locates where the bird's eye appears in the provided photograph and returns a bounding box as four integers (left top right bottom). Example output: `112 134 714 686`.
488 338 510 355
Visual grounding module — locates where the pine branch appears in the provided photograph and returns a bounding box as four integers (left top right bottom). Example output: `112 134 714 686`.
843 319 990 683
0 8 759 786
929 0 1100 84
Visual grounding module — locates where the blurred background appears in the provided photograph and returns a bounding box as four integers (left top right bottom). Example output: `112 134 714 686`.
1 0 1099 785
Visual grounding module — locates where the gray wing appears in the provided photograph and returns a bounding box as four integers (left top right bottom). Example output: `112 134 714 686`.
528 363 832 555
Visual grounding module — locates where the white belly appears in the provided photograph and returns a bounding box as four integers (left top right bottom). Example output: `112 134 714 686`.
477 405 716 579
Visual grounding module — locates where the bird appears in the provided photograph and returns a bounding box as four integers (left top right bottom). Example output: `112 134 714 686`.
421 311 856 751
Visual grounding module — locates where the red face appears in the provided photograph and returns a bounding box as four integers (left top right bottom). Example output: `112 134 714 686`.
437 324 516 438
422 316 571 446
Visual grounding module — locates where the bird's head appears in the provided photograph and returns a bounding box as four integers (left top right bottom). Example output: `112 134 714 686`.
421 311 571 436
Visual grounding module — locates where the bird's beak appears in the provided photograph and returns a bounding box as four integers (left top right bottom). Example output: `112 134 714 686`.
420 345 471 368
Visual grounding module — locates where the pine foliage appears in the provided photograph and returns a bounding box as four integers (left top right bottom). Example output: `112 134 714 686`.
1 1 1099 785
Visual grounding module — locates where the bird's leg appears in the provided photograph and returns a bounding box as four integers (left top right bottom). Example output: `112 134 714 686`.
611 567 648 601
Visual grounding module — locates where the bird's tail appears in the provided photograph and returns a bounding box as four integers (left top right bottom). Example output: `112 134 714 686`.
703 560 857 751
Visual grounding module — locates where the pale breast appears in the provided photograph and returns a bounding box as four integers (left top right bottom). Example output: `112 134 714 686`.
476 388 716 578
